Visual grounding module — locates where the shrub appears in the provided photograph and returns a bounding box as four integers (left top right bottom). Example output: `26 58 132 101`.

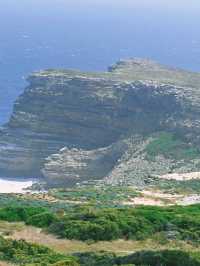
26 212 57 227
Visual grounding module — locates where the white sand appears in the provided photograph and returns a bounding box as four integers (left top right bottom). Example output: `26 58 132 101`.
123 197 165 206
158 171 200 181
0 178 34 194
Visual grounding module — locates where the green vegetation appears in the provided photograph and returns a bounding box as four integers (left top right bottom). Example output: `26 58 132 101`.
1 194 200 265
78 251 200 266
1 202 200 242
1 191 200 265
0 194 74 212
151 178 200 194
50 186 139 207
0 236 78 266
41 58 200 89
1 236 200 266
0 186 139 210
146 132 200 160
108 58 200 89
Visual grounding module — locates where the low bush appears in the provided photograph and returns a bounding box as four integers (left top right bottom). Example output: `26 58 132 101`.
1 203 200 242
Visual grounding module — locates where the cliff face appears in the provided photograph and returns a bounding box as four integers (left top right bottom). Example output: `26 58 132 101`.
1 59 200 185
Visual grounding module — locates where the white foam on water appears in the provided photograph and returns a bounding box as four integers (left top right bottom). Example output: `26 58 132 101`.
0 178 34 193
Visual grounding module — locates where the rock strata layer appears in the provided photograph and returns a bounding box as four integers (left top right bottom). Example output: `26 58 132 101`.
1 59 200 185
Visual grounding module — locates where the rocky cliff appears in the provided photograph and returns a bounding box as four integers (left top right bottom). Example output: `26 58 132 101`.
1 58 200 186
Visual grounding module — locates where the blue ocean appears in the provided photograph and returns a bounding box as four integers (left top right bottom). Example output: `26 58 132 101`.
1 0 200 124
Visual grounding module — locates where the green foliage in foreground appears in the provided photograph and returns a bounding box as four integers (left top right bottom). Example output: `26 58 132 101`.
78 250 200 266
2 203 200 242
146 132 200 160
1 236 200 266
79 250 200 266
0 236 78 266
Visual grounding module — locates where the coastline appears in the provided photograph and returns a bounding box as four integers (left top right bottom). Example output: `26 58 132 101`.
0 177 36 194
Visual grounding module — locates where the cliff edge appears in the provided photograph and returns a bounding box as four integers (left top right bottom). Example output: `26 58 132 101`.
1 59 200 186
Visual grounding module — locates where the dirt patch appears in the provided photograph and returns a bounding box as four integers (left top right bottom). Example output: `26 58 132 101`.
9 225 200 255
0 221 25 236
0 262 14 266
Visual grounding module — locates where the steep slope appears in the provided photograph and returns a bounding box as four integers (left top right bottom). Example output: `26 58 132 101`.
1 58 200 186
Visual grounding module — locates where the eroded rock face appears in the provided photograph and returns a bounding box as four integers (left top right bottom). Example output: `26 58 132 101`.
1 59 200 185
42 141 127 186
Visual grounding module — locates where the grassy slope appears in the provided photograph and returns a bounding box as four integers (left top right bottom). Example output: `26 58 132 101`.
34 58 200 89
145 132 200 160
109 58 200 88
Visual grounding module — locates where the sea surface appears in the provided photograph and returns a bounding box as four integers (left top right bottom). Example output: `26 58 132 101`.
0 0 200 125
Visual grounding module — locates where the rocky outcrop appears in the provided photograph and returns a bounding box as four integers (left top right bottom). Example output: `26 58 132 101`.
42 140 127 186
1 59 200 186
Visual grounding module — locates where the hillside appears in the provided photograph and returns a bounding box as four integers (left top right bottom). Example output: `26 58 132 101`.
1 58 200 186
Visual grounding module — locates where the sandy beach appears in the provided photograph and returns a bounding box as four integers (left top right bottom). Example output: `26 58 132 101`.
0 178 34 194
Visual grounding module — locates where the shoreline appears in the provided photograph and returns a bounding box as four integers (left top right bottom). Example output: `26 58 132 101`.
0 177 37 194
